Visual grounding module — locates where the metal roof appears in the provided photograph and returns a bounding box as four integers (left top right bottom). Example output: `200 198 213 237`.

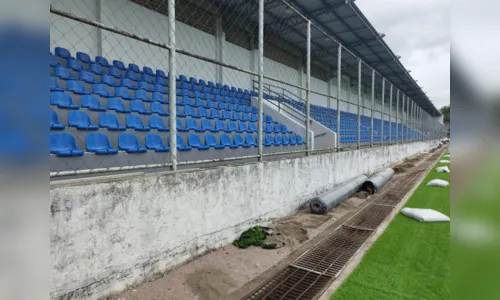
262 0 441 116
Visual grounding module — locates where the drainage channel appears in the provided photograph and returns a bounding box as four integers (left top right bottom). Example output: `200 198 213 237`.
242 148 445 300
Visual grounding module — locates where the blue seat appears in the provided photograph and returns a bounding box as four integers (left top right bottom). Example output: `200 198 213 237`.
250 113 258 122
179 74 188 82
125 69 139 81
50 54 59 67
50 132 84 157
67 80 89 95
156 76 168 86
263 135 274 147
231 111 241 121
81 95 106 111
113 60 126 70
234 135 251 148
201 119 217 132
274 135 282 146
222 110 231 120
93 84 112 97
50 77 64 92
101 74 118 86
154 84 168 94
67 58 83 71
168 134 191 151
296 135 304 145
54 66 73 80
143 66 154 75
193 98 205 107
130 100 151 115
215 120 231 133
238 121 249 133
274 123 281 133
235 105 243 112
79 70 96 84
265 123 273 133
55 47 71 59
220 134 238 149
148 115 169 131
96 56 111 67
99 112 126 131
245 134 258 147
184 105 198 118
126 114 150 131
196 107 208 118
228 121 243 133
144 134 170 152
150 92 165 104
176 118 188 132
151 102 168 116
138 81 153 92
108 67 122 78
89 62 104 75
129 63 140 73
50 92 79 109
135 89 150 102
115 86 133 100
50 110 65 130
248 122 257 133
118 133 147 153
188 134 209 150
121 78 137 90
282 135 290 145
68 110 99 130
209 109 221 120
186 118 204 132
205 134 224 149
205 100 216 109
107 97 130 113
76 51 91 63
241 113 250 122
86 132 118 155
156 69 167 78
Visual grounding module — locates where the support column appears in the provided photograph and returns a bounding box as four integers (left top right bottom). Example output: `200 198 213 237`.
370 70 374 147
357 59 361 149
396 89 399 144
215 17 224 84
257 0 264 161
168 0 177 171
380 78 385 146
336 45 342 148
306 20 311 155
388 84 393 144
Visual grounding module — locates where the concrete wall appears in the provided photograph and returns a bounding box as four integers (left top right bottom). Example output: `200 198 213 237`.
50 139 439 300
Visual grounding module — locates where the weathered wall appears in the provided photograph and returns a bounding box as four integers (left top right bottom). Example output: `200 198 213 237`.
50 140 439 300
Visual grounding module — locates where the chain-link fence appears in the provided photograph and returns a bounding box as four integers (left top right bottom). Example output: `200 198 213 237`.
49 0 445 177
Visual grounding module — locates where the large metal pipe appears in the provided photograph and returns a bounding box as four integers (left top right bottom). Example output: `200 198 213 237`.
310 174 368 215
361 168 395 194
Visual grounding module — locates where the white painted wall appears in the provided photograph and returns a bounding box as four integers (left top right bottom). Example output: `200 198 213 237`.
50 139 440 300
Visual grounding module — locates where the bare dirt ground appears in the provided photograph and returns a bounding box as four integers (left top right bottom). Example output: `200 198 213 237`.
106 199 368 300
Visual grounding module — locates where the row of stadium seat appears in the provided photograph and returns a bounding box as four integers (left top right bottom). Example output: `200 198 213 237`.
51 110 293 134
50 132 305 157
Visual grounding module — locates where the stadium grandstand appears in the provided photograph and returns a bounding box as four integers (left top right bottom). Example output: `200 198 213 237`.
49 0 446 299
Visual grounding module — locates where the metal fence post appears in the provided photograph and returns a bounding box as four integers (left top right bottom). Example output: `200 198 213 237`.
168 0 177 171
370 70 374 147
257 0 264 161
306 20 311 155
381 78 385 146
388 84 393 144
357 59 361 150
396 89 399 144
406 96 410 142
336 44 342 149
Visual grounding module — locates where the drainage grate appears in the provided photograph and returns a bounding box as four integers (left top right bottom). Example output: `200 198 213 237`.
343 204 394 230
244 266 331 300
290 227 372 277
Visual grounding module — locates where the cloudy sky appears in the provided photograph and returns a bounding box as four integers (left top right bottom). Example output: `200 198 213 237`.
356 0 450 110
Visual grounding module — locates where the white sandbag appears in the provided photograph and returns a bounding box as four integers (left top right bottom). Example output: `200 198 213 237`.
401 208 450 222
444 154 450 158
436 166 450 173
427 179 449 187
439 160 450 164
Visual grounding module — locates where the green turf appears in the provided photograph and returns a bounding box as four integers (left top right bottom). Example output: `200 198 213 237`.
331 153 450 300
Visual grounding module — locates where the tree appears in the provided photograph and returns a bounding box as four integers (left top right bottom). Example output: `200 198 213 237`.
440 105 450 122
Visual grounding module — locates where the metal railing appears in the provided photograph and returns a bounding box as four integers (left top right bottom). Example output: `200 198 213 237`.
49 0 445 177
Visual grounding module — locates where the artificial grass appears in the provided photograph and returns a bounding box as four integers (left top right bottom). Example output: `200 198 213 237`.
331 153 450 300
